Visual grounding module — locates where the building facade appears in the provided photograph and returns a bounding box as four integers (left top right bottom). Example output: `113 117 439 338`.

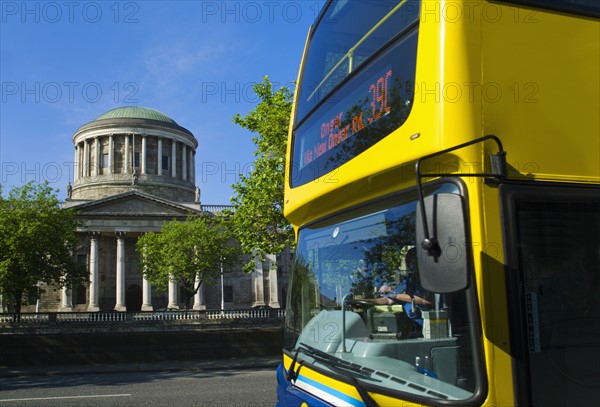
9 107 287 313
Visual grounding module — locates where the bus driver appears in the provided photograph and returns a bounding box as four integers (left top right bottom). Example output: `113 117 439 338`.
372 248 432 326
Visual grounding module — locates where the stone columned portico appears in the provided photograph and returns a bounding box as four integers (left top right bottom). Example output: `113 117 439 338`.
67 190 203 312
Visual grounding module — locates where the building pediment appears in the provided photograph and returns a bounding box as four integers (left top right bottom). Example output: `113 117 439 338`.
69 190 200 219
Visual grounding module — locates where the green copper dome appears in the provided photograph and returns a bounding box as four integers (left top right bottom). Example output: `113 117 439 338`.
95 106 177 124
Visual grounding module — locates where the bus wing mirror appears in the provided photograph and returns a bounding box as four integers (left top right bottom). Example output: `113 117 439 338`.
415 193 469 293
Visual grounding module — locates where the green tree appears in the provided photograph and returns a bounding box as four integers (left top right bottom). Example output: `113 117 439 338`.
136 215 238 310
231 76 295 271
0 182 86 314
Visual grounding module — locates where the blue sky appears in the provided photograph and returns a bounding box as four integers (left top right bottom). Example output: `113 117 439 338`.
1 0 324 204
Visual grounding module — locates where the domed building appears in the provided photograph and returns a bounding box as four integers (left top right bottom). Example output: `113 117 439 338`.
70 106 198 202
53 107 285 313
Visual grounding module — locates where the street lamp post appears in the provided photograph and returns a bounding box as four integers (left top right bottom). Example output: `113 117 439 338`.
220 257 225 312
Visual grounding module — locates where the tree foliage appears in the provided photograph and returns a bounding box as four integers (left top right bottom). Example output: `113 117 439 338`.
0 182 86 313
135 215 238 310
230 76 295 270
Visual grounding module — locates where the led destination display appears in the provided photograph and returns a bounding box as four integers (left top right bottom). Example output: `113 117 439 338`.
302 69 393 168
291 31 418 187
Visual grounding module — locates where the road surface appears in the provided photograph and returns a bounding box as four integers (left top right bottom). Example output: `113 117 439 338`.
0 357 279 406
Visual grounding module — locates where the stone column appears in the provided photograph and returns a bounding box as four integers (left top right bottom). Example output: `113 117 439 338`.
171 140 177 178
87 232 100 311
81 143 86 179
132 133 136 171
82 140 89 178
73 144 79 182
142 276 153 311
182 144 187 181
193 276 206 310
167 276 178 309
267 254 280 308
93 137 100 176
138 241 153 311
60 286 73 312
252 255 265 307
157 137 163 176
108 134 114 174
124 134 130 173
114 232 127 311
141 134 147 174
190 150 195 184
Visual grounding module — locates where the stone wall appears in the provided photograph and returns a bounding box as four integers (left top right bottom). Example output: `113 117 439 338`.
0 326 283 366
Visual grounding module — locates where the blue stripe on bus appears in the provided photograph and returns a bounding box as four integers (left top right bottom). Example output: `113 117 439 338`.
296 373 366 407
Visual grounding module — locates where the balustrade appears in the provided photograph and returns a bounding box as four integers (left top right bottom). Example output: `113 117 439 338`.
0 309 285 326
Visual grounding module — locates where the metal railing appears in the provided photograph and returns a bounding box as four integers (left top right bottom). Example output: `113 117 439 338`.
200 204 233 213
0 308 285 325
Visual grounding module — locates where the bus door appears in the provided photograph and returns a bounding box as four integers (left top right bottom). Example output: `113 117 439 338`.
501 184 600 406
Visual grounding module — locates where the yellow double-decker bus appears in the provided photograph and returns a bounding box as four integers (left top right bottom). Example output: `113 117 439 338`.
276 1 599 406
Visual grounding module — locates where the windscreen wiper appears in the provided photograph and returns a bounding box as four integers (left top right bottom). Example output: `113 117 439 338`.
290 343 378 407
286 346 302 382
297 343 369 377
